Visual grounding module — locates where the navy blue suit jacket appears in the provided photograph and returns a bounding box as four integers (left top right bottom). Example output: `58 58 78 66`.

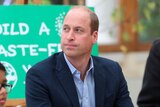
26 52 133 107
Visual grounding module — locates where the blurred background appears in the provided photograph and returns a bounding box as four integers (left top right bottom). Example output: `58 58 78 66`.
1 0 160 107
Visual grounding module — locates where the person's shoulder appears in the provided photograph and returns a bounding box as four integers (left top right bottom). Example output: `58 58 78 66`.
28 52 62 73
151 39 160 53
92 55 120 70
92 56 123 77
92 55 118 65
153 38 160 46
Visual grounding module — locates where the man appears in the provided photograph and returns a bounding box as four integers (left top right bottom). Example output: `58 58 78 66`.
26 6 133 107
0 62 12 107
137 39 160 107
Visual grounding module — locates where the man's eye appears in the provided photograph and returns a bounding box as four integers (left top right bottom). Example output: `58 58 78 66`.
75 28 83 33
63 27 69 32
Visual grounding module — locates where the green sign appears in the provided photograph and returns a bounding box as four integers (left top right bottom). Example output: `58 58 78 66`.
0 5 98 99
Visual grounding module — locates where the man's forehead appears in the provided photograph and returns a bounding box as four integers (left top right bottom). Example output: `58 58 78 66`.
63 24 85 28
70 6 91 12
66 7 90 17
64 10 90 22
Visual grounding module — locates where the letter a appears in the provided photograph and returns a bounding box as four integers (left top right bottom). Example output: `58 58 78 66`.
39 22 50 36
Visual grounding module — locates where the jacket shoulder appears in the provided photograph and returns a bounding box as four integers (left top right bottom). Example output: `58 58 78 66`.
92 55 118 66
92 55 122 76
151 39 160 54
27 52 62 74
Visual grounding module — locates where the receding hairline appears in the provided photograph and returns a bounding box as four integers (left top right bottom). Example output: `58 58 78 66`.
67 6 99 33
70 6 93 13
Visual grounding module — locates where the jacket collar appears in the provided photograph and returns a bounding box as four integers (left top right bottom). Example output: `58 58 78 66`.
55 52 106 107
93 58 106 107
55 52 80 107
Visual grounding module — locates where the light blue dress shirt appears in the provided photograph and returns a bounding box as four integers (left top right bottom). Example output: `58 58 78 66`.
64 54 95 107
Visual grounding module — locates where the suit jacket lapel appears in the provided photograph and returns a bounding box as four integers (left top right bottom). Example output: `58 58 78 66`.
55 52 80 107
94 61 106 107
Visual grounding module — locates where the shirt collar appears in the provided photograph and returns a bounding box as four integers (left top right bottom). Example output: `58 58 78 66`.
63 53 94 75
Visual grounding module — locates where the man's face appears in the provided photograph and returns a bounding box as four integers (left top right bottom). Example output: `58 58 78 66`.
0 70 7 107
61 8 97 58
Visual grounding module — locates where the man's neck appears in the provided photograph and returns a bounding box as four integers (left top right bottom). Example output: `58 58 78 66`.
66 55 91 80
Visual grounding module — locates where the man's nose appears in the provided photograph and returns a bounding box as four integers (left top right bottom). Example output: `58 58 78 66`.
67 30 75 40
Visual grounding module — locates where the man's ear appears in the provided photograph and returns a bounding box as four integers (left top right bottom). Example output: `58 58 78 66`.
92 31 98 44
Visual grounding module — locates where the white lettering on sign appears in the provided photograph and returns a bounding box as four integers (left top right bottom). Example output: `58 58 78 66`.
0 44 61 57
22 64 32 73
0 23 29 35
39 22 50 36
